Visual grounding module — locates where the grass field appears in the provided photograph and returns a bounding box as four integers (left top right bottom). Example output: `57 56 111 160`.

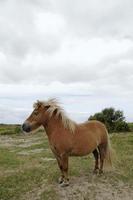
0 125 133 200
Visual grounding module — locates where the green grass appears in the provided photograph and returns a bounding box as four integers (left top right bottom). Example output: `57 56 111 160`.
111 133 133 183
0 148 23 169
0 167 58 200
0 125 133 200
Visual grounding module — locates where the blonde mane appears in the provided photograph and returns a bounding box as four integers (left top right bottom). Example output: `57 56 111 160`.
34 98 76 133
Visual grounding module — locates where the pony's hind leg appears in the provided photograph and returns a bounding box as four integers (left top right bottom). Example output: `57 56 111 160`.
92 149 99 174
98 144 107 174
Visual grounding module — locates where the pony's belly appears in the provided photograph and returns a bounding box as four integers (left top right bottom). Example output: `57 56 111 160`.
69 148 92 156
69 140 97 156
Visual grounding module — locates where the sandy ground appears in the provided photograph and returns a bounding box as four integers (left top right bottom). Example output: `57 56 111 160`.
21 175 133 200
57 176 133 200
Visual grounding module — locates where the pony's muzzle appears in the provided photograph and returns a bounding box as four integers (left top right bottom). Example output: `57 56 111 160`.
22 122 31 132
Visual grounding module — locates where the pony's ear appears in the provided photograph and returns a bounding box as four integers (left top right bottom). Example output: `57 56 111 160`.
45 105 50 110
33 100 42 109
53 108 58 115
36 100 42 108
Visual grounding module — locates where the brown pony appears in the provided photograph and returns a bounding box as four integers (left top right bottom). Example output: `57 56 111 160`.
22 98 112 187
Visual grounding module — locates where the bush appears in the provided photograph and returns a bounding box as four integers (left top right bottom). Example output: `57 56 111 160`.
114 121 130 132
89 107 130 133
128 123 133 131
14 126 21 134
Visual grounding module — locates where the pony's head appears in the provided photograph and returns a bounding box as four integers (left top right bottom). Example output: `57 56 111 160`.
22 100 50 133
22 98 76 133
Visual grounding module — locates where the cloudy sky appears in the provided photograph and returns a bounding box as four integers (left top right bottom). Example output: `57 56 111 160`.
0 0 133 124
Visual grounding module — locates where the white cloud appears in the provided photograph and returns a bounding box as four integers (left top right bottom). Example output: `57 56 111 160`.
0 0 133 123
54 0 133 38
0 37 133 84
35 12 66 36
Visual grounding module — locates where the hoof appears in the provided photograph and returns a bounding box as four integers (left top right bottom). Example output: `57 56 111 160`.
58 177 64 184
60 180 69 187
93 168 99 174
99 169 103 175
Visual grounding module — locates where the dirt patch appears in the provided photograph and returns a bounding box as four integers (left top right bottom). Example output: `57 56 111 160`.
17 148 44 155
0 135 43 148
16 141 42 148
41 157 56 161
57 175 133 200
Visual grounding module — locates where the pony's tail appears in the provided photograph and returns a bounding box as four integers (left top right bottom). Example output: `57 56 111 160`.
104 131 113 169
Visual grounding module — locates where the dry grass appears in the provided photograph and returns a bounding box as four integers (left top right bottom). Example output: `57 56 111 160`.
0 125 133 200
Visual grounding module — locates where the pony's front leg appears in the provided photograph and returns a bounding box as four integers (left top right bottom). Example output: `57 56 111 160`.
56 157 65 184
56 155 69 187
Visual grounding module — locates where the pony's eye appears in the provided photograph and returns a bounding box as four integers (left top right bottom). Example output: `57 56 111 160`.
34 111 38 115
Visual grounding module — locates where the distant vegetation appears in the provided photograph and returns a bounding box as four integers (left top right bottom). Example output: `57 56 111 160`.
0 124 44 135
89 107 130 133
0 124 21 135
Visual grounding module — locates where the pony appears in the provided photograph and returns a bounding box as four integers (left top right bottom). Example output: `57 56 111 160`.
22 98 112 187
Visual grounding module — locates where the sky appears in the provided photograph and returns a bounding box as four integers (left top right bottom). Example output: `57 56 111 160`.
0 0 133 124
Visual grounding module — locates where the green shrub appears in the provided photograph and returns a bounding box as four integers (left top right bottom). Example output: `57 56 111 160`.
89 107 130 133
114 121 130 132
14 126 21 134
127 123 133 132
